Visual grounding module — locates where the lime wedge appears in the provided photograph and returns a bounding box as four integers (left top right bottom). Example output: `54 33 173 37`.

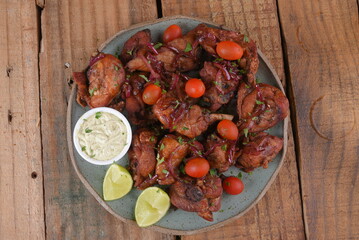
135 187 170 227
103 164 133 201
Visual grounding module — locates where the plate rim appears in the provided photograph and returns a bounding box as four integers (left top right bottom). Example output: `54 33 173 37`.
66 15 289 235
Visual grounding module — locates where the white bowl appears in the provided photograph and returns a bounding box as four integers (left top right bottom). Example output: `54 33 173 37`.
73 107 132 165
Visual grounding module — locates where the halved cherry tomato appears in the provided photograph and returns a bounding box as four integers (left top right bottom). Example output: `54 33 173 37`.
223 176 244 195
217 119 238 140
185 158 210 178
185 78 205 98
216 41 244 60
142 84 162 105
163 24 182 43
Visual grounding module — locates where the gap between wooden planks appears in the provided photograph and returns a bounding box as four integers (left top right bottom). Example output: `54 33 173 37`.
161 0 305 239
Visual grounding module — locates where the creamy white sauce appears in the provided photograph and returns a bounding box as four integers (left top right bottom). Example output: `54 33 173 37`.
77 112 128 161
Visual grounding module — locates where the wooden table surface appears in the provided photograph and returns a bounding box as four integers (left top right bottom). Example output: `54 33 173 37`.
1 0 358 239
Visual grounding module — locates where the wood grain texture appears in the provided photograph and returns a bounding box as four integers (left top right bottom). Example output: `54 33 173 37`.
161 0 305 239
0 0 45 239
39 0 173 239
277 0 359 239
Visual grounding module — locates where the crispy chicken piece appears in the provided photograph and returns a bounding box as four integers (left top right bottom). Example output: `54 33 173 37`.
169 175 223 221
129 129 158 189
153 93 233 138
120 29 151 64
126 26 202 73
194 24 259 85
156 135 189 185
73 53 125 108
200 61 241 111
236 132 283 172
237 82 289 134
204 133 236 173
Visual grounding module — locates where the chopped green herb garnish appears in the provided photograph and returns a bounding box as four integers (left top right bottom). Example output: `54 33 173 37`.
154 81 161 87
174 100 180 109
95 112 102 119
90 154 96 158
242 142 248 145
157 156 165 164
184 42 192 52
178 136 184 145
162 169 169 174
81 146 86 151
182 126 189 131
245 84 250 89
252 116 259 120
114 65 119 71
237 172 243 179
221 144 228 151
239 69 246 74
160 143 165 151
162 89 167 94
180 164 186 174
265 109 271 113
213 81 220 86
210 169 217 176
139 74 149 82
256 78 261 83
219 209 224 213
248 172 253 175
214 58 224 62
256 100 264 105
248 112 252 116
243 35 250 43
85 128 92 133
172 125 177 130
127 49 133 55
114 84 119 87
150 136 155 142
89 88 97 96
153 42 163 49
148 173 152 178
243 128 249 138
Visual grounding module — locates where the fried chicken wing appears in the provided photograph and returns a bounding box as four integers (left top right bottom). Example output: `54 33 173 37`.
129 129 158 189
153 93 233 138
200 61 242 111
169 175 223 221
156 135 190 185
204 133 236 173
73 53 125 108
236 132 283 172
194 24 259 85
237 82 289 134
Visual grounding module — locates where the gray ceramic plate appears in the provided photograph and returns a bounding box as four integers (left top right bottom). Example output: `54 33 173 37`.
67 16 288 235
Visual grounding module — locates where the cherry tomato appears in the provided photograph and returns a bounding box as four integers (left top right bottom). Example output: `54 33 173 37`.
185 158 210 178
217 119 239 140
216 41 244 60
163 24 182 43
185 78 206 98
142 84 162 105
223 176 244 195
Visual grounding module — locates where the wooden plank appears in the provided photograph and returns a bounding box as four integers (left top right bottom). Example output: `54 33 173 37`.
277 0 359 239
161 0 305 239
0 0 45 239
39 0 173 239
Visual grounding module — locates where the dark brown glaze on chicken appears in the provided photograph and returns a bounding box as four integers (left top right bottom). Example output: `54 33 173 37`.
73 53 126 108
236 132 283 172
237 82 289 134
169 175 223 221
129 129 158 189
126 26 202 74
200 61 242 111
153 93 234 138
120 29 151 64
204 133 236 173
156 135 190 185
194 24 259 85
